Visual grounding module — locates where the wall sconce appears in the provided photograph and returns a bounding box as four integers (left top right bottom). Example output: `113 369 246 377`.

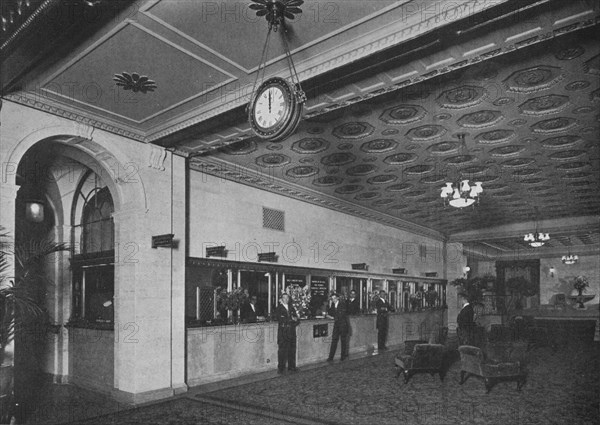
25 200 45 222
21 184 45 223
549 266 555 278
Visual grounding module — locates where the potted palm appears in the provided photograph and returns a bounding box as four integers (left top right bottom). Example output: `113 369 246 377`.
1 227 67 423
450 277 485 304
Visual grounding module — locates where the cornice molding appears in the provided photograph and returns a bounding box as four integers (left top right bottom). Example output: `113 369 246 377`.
190 157 445 241
490 244 600 261
3 92 145 142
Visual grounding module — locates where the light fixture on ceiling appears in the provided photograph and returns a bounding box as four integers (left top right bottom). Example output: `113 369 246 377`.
561 238 578 264
523 208 550 247
440 133 483 208
562 253 578 265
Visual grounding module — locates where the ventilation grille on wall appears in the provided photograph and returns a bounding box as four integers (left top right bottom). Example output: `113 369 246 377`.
263 207 285 231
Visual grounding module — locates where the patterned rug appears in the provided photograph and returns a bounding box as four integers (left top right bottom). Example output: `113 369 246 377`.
198 343 599 425
29 342 599 424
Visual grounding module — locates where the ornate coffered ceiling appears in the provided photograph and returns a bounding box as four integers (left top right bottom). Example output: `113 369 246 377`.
187 7 600 253
2 0 599 257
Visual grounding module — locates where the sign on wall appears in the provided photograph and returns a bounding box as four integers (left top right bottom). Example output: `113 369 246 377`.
286 274 306 287
152 234 174 248
310 276 328 298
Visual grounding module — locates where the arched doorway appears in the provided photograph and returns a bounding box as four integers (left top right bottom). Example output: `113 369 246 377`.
2 108 185 410
3 134 141 419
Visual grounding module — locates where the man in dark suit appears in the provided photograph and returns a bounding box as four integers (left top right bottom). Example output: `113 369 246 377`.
241 295 258 323
457 301 476 345
327 292 349 361
346 290 360 315
275 293 299 373
376 291 390 351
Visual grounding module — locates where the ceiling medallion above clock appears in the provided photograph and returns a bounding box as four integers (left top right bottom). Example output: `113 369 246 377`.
247 0 306 142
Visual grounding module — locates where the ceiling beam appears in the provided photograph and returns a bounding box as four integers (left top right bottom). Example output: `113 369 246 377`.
448 216 600 243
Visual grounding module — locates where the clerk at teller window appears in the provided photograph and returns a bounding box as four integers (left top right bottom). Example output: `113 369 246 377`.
241 295 258 323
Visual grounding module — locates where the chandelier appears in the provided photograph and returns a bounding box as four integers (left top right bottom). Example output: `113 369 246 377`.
524 232 550 247
561 238 578 264
523 208 549 247
562 254 579 265
440 134 483 208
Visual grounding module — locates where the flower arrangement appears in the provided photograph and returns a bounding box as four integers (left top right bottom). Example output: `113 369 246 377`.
285 284 311 318
216 287 248 312
573 276 589 292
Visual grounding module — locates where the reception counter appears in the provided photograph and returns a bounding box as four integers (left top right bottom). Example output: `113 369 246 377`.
186 310 444 386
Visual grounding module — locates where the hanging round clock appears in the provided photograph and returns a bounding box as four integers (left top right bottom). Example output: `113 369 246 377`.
248 77 303 142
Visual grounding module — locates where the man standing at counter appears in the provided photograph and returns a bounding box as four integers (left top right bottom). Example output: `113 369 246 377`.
376 291 390 351
327 292 349 362
276 293 299 373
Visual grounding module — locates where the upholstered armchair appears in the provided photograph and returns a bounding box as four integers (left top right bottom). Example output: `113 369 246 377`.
395 343 445 383
458 345 526 393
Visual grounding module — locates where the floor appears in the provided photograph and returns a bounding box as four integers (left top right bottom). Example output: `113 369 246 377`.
18 348 383 425
13 341 600 425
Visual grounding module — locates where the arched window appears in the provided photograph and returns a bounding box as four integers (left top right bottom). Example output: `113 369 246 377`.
70 170 115 325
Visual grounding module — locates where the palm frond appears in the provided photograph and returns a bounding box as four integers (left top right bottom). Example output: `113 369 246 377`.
1 231 67 352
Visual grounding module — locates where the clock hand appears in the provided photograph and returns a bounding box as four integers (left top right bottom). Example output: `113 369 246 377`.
268 90 272 113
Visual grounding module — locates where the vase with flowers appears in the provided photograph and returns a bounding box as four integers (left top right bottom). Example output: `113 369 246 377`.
573 276 589 295
286 284 311 319
216 287 248 324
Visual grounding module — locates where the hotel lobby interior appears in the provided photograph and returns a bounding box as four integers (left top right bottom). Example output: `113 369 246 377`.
1 0 599 424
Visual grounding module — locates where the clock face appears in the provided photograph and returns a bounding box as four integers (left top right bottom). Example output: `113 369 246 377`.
248 77 304 142
254 86 288 130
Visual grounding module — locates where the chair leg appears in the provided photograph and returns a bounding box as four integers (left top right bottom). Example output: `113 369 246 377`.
403 371 412 384
459 371 467 385
439 370 445 382
517 376 526 391
395 367 401 378
484 378 493 393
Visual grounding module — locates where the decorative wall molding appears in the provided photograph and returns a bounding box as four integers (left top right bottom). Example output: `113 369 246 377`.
73 121 95 141
149 145 167 171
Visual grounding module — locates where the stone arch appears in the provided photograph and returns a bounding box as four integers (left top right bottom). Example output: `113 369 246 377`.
4 123 148 214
